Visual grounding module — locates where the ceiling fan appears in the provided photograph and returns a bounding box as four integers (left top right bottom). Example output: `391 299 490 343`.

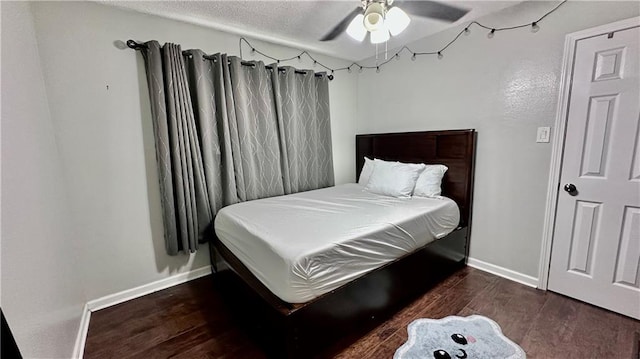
321 0 469 44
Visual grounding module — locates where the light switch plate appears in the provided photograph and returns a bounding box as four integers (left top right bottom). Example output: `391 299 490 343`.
536 127 551 143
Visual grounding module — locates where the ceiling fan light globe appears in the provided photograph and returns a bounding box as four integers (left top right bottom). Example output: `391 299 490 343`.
346 14 367 41
370 26 390 44
386 7 410 36
364 2 384 31
365 14 382 31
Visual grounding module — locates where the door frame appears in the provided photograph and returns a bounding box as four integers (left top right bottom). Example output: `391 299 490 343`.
538 16 640 290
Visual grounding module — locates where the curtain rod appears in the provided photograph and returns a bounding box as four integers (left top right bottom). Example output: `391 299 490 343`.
126 40 332 80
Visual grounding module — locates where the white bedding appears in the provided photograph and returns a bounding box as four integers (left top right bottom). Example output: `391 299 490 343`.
214 183 460 303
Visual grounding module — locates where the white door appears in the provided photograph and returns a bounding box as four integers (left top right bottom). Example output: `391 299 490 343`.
548 25 640 319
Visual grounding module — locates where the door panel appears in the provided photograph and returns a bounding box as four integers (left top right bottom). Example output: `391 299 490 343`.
630 120 640 181
567 200 600 276
580 95 615 177
593 46 625 81
548 26 640 319
614 206 640 289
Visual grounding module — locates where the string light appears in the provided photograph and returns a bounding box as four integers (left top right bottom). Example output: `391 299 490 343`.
128 1 566 81
229 1 566 76
128 0 565 79
531 22 540 33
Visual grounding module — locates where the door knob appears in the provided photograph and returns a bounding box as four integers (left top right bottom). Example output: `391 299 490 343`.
564 183 577 195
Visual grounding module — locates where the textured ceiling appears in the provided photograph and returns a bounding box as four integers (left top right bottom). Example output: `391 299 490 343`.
102 1 522 61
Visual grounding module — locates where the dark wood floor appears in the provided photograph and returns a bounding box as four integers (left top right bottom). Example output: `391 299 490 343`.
84 267 640 358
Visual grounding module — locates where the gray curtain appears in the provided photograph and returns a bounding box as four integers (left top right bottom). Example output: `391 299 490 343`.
273 67 334 194
140 41 334 255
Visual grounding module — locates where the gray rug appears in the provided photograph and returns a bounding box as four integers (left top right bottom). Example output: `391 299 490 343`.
394 315 526 359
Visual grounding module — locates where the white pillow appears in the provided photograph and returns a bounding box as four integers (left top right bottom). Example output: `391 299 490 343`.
365 159 425 198
358 157 375 185
414 164 448 197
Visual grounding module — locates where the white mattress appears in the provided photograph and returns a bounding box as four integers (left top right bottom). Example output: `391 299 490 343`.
214 183 460 303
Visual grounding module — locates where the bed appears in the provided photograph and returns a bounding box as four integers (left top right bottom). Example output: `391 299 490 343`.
210 129 476 358
215 183 460 303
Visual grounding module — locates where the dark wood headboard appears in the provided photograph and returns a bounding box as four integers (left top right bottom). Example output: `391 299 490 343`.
356 129 476 228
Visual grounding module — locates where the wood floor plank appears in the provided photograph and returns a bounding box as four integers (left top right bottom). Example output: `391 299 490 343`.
168 328 261 359
463 278 548 343
519 292 582 358
84 267 640 359
368 333 407 358
419 268 497 320
568 297 640 359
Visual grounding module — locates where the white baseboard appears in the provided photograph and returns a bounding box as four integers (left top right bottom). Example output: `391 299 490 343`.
87 266 212 312
72 304 91 359
467 257 538 288
71 261 532 357
72 266 212 358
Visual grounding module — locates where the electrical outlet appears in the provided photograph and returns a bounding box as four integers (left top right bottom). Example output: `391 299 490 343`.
536 127 551 143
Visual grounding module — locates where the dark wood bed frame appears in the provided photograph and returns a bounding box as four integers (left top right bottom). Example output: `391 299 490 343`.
209 129 477 358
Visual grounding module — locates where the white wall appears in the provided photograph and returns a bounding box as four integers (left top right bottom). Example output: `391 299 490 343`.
28 1 357 301
356 1 640 278
1 2 87 357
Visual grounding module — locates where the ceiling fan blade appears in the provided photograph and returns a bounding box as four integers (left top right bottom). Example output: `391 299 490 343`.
395 1 469 23
320 7 362 41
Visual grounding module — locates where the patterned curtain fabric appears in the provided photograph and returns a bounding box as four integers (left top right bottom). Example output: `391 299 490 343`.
273 67 334 194
140 41 334 255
